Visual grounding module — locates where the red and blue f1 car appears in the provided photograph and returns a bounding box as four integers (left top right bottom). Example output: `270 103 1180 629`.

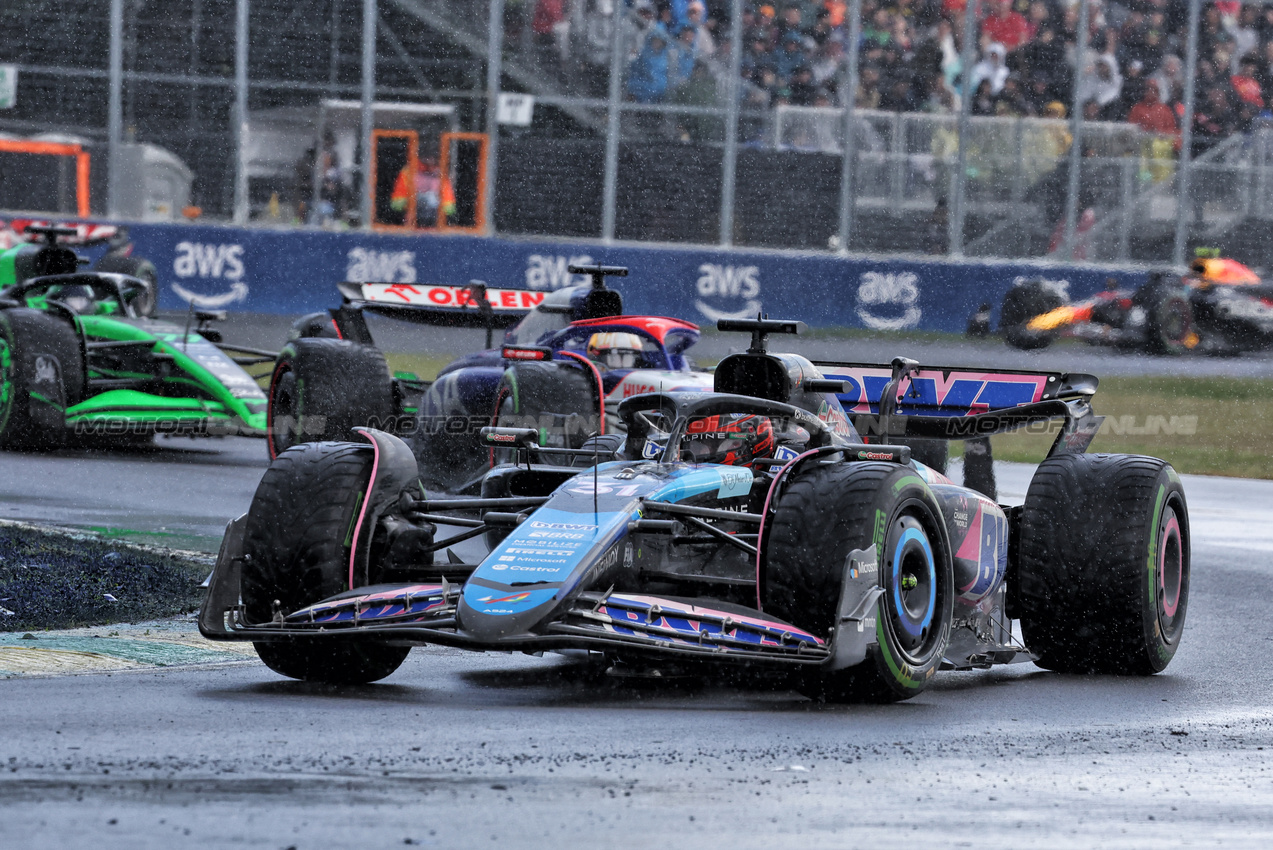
204 319 1190 702
266 264 713 492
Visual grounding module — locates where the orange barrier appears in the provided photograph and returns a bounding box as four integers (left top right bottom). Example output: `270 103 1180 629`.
438 131 488 233
0 139 90 217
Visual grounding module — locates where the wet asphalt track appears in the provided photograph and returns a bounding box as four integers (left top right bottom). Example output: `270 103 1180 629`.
2 319 1273 847
0 462 1271 848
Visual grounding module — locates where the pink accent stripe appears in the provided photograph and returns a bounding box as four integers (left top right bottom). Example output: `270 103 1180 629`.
954 502 984 565
348 429 382 590
1161 513 1183 617
302 584 446 615
556 350 606 435
754 448 824 611
265 358 289 461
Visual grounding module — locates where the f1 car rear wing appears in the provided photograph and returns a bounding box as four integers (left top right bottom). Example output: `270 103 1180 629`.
337 280 545 328
814 357 1103 455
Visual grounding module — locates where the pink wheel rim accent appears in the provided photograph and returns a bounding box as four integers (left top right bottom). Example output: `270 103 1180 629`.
754 448 823 611
348 429 382 590
1159 511 1183 618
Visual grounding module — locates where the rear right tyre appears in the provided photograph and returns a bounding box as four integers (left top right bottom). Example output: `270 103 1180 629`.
1000 281 1065 350
93 254 158 317
1015 453 1189 675
1133 280 1197 355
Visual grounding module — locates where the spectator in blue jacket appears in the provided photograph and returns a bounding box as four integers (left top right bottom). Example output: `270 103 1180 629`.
670 26 700 91
628 28 672 103
772 30 807 83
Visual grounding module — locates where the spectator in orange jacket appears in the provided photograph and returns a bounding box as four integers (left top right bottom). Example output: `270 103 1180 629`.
390 157 455 228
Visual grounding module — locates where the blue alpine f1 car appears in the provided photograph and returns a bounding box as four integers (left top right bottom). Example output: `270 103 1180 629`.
204 319 1190 702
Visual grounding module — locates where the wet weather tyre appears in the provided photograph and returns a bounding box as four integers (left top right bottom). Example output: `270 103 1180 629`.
1000 281 1064 350
494 361 600 450
93 255 158 317
1133 282 1196 355
763 462 953 702
267 338 394 459
1015 453 1189 675
241 441 410 684
0 308 84 450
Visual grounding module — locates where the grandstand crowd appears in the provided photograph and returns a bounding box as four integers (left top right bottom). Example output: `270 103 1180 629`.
530 0 1273 153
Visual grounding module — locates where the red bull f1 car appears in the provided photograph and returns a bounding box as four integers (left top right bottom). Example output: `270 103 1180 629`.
998 254 1273 355
202 318 1190 702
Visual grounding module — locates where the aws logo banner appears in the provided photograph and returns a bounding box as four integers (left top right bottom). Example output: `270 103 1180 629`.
856 271 921 330
694 264 760 322
171 242 248 308
526 254 595 290
346 248 417 284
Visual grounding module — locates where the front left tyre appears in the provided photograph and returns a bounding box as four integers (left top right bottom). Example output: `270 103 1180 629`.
0 308 84 450
241 441 410 684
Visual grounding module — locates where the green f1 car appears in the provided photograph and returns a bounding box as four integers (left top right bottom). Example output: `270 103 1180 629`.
0 226 271 448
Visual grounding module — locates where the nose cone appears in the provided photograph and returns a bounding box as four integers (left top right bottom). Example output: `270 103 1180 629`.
456 584 560 642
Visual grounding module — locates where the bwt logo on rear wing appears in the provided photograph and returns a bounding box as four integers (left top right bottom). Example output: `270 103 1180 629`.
812 362 1096 418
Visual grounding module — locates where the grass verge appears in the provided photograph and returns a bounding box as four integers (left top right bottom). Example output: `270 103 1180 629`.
990 375 1273 478
0 522 213 632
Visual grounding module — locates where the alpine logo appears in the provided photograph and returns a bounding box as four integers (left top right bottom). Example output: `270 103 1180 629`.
479 592 532 604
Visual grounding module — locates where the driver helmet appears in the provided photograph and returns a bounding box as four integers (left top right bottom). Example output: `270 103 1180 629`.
682 413 775 467
50 284 97 316
587 332 644 370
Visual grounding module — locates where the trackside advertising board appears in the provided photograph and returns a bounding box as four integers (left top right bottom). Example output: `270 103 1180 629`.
84 223 1151 332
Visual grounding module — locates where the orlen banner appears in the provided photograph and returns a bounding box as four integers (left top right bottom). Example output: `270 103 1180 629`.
116 222 1148 333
